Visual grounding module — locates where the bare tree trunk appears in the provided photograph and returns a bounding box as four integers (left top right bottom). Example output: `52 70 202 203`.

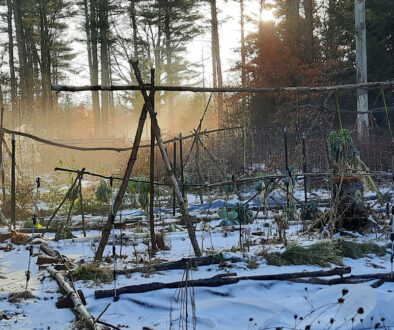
39 0 52 125
259 0 264 34
99 0 110 137
13 0 29 111
286 0 300 55
304 0 314 63
6 0 17 116
210 18 217 112
90 0 101 137
164 0 174 123
164 1 172 109
0 107 5 214
84 0 95 131
210 0 223 127
130 1 138 58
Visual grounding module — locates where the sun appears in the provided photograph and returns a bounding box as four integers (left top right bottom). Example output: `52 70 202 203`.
260 8 275 22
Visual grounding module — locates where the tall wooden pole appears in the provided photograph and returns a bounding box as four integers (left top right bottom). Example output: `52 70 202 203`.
149 72 157 251
284 127 289 209
355 0 368 137
173 139 176 216
11 133 16 228
179 133 185 198
0 107 5 214
240 0 247 174
302 133 308 205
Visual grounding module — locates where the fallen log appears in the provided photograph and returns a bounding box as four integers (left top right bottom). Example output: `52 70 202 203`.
95 267 351 299
50 269 98 329
116 254 235 275
239 267 351 281
56 289 87 309
40 243 62 258
0 232 12 242
325 272 394 285
36 255 60 265
95 273 237 299
0 243 12 251
10 229 30 245
287 272 394 286
40 243 73 269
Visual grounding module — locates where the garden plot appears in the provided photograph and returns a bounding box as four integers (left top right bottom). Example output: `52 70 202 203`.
1 181 394 330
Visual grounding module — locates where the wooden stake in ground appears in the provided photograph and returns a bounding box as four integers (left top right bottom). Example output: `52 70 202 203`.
149 70 157 252
11 134 15 228
149 113 157 251
94 69 156 262
78 176 86 237
130 60 201 257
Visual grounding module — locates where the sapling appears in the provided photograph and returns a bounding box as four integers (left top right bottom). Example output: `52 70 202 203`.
222 174 236 217
328 129 382 201
129 176 150 216
253 173 274 218
95 179 111 204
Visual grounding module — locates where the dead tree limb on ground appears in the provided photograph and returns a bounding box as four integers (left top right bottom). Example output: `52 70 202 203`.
50 268 98 328
116 254 238 275
95 267 351 299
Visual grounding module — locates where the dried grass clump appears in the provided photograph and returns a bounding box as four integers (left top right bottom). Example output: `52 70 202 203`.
73 264 113 283
263 239 388 267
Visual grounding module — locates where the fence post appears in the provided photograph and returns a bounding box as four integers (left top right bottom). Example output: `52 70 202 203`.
149 117 156 251
173 138 177 216
11 133 16 229
284 127 289 208
302 132 308 205
179 133 185 198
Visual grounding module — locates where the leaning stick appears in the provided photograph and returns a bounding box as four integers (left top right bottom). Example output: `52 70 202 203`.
42 168 85 236
78 177 86 237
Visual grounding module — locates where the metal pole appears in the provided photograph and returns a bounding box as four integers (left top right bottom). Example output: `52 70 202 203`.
355 0 368 136
391 164 394 279
11 133 16 229
302 133 308 205
179 133 185 198
173 139 177 216
284 127 289 208
110 177 119 301
25 177 40 296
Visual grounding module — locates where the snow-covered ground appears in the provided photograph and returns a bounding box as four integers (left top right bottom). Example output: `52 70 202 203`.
1 186 393 330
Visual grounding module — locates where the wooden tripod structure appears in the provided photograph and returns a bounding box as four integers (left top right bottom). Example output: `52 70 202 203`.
93 62 201 262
